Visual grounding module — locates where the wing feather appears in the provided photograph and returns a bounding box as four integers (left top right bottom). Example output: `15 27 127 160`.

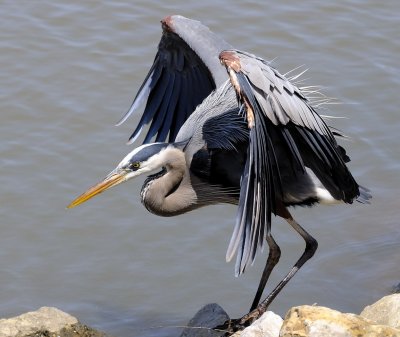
225 71 281 274
143 72 176 143
116 56 162 127
120 15 233 144
156 75 182 142
169 74 191 141
220 49 363 274
127 66 169 143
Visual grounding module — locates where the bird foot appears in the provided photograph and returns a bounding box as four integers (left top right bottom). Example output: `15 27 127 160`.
214 308 263 336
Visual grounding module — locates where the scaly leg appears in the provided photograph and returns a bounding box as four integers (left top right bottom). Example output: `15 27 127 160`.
216 208 318 335
250 233 281 311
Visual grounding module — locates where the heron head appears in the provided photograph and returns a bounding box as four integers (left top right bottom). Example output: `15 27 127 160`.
67 142 174 208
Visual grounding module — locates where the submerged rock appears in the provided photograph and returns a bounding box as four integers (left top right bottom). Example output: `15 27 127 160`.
0 307 109 337
280 305 400 337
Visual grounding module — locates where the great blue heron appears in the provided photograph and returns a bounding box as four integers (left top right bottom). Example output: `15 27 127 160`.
68 15 370 332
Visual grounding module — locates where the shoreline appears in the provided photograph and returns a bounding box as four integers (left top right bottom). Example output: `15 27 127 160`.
1 294 399 337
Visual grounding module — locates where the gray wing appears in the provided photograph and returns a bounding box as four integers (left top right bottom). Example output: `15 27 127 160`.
118 15 232 144
220 50 361 275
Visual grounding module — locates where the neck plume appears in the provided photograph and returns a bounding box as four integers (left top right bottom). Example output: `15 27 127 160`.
141 147 197 216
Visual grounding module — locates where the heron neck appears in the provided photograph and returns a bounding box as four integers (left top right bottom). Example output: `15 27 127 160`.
141 148 197 216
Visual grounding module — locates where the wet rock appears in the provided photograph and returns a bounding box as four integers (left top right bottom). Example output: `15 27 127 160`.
231 311 283 337
180 303 230 337
360 294 400 329
0 307 109 337
280 305 400 337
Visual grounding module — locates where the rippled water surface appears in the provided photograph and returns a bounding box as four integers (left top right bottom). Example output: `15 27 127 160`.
1 1 399 336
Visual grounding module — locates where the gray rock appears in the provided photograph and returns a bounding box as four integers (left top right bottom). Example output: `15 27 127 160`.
0 307 109 337
360 294 400 329
180 303 230 337
231 311 283 337
391 283 400 294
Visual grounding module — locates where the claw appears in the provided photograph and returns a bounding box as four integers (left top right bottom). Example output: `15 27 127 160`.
213 308 263 336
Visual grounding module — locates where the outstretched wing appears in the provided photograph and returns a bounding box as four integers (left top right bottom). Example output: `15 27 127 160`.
220 50 361 275
118 15 232 144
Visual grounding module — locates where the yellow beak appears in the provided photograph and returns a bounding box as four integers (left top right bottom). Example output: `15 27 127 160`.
67 172 126 209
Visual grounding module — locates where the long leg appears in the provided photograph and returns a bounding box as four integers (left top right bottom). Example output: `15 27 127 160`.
250 233 281 311
256 209 318 314
217 208 318 334
242 208 317 324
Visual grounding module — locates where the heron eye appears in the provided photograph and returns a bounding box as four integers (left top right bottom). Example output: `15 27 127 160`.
130 162 140 170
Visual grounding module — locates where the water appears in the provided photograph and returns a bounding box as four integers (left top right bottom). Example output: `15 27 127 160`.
1 1 399 336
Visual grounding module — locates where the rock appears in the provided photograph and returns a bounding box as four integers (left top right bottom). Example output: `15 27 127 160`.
0 307 109 337
280 305 400 337
0 307 77 337
231 311 283 337
360 294 400 329
180 303 230 337
391 283 400 294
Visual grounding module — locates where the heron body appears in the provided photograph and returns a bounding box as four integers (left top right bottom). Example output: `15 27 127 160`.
68 15 370 332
